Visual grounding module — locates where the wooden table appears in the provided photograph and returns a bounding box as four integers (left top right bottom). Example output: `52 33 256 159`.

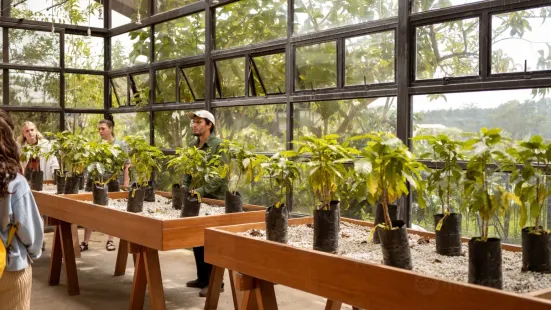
33 191 266 310
203 217 551 310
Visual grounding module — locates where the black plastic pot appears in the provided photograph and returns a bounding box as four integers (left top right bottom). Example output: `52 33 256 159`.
56 175 66 194
378 220 413 270
144 181 156 202
127 184 145 213
92 183 108 206
522 227 551 273
373 204 398 244
78 174 85 190
64 176 80 194
85 177 93 192
24 169 32 181
468 237 502 289
225 191 243 213
53 169 59 185
265 204 288 243
107 179 120 192
434 213 463 256
181 192 201 217
30 170 44 191
313 201 340 253
172 184 183 210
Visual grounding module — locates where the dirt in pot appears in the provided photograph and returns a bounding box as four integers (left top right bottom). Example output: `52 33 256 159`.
92 184 108 206
181 192 201 217
434 213 462 256
225 191 243 213
468 237 502 289
265 204 288 243
127 184 145 213
171 184 183 210
522 227 551 273
313 201 340 253
378 220 413 270
373 204 398 244
30 170 44 191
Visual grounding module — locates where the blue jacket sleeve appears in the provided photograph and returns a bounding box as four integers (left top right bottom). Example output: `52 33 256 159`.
12 191 44 260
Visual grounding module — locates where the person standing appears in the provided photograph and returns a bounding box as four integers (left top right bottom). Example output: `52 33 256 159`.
0 110 44 309
17 122 59 181
80 119 131 252
183 110 227 297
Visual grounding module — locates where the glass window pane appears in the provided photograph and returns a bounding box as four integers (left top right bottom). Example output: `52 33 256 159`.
293 98 397 146
111 28 151 70
9 70 60 107
11 0 104 28
65 34 104 71
65 74 104 109
345 31 395 85
215 58 245 98
111 77 127 108
111 0 148 28
156 0 199 14
416 18 479 80
111 112 150 141
492 7 551 74
65 113 104 136
155 69 176 104
215 0 287 50
412 88 551 157
294 0 398 36
413 0 488 13
155 12 205 62
154 110 193 149
295 42 336 90
252 53 286 95
130 73 150 106
9 29 59 67
216 104 287 152
8 112 60 134
182 66 206 101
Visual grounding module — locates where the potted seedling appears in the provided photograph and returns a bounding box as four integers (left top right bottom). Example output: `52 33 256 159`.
413 134 465 256
260 152 301 243
509 135 551 273
21 144 45 191
124 136 165 212
46 131 73 194
219 140 265 213
86 141 126 206
353 132 426 270
168 146 221 217
64 134 90 194
463 127 520 289
288 134 357 253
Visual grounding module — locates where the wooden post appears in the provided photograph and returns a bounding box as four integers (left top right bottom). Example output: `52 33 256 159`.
71 224 81 259
204 266 225 310
325 300 342 310
48 224 62 286
59 221 79 296
143 247 165 310
115 239 129 276
129 251 147 310
254 280 277 310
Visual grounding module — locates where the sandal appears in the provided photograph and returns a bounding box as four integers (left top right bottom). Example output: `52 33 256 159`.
80 242 89 252
106 240 116 251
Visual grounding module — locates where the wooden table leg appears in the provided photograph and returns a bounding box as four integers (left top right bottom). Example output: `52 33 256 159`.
325 300 342 310
229 271 240 310
71 224 81 259
59 221 80 296
254 280 277 310
129 251 147 310
143 247 166 310
48 224 62 286
115 239 129 276
204 266 225 310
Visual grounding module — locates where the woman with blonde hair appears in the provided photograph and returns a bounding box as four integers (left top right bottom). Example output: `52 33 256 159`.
17 122 59 181
0 110 44 309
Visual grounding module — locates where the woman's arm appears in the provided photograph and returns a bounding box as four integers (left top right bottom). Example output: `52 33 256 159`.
12 190 44 260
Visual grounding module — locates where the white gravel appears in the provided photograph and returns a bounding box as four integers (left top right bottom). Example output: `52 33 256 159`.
40 184 59 194
242 222 551 294
79 195 226 219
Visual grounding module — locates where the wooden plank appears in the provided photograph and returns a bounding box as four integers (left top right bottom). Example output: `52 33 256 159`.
59 221 80 296
143 247 166 310
204 228 551 310
529 287 551 300
325 300 342 310
71 224 81 259
204 266 225 310
48 224 62 286
129 252 147 310
229 270 240 310
155 192 265 211
115 239 129 276
241 290 257 310
235 272 257 292
254 280 278 310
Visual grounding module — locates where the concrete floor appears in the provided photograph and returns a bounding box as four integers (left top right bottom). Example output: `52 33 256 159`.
31 229 349 310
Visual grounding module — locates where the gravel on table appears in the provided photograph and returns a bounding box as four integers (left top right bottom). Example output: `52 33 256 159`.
40 184 59 194
242 221 551 294
79 194 225 219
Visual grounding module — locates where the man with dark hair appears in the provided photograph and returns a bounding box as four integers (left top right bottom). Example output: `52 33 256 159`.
183 110 227 297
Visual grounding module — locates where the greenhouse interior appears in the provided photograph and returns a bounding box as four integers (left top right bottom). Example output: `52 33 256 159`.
1 0 551 309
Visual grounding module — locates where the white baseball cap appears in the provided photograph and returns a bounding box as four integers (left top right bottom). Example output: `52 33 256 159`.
187 110 215 126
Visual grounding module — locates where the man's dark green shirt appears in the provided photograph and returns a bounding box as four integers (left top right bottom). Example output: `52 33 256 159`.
182 135 227 200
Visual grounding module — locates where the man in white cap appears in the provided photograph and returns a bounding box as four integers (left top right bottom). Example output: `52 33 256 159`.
183 110 227 297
